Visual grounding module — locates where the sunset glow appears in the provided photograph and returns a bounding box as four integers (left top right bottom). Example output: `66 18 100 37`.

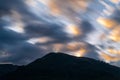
0 0 120 67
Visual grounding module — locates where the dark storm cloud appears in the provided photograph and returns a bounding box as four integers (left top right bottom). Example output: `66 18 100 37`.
73 21 94 41
0 0 24 15
0 43 45 65
0 21 44 65
0 28 26 45
25 20 94 44
0 19 8 27
0 0 30 15
2 42 45 65
25 23 72 43
0 23 45 65
111 9 120 22
8 43 44 64
84 44 99 60
0 28 36 65
80 21 94 33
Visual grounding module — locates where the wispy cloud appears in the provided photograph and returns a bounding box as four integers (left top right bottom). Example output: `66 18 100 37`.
0 0 120 67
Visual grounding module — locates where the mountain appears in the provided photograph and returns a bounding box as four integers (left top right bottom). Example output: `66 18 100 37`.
0 64 18 77
1 52 120 80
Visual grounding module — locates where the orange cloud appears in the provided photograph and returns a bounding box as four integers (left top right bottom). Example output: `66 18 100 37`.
53 43 64 52
109 26 120 42
51 42 88 57
66 42 86 51
110 0 120 4
107 48 120 55
74 48 88 57
66 24 82 36
49 0 91 16
100 53 120 62
97 17 118 29
66 42 88 57
49 1 61 15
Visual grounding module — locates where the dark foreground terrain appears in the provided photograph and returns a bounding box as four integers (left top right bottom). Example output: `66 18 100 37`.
1 52 120 80
0 64 18 77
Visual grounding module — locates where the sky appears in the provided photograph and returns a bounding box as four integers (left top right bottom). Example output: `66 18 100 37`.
0 0 120 66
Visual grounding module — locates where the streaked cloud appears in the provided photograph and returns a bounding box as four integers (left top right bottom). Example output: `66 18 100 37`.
0 0 120 67
65 24 82 37
97 17 118 29
110 0 120 4
99 52 120 63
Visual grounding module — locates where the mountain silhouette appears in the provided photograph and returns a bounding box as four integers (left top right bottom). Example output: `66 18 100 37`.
1 52 120 80
0 64 18 77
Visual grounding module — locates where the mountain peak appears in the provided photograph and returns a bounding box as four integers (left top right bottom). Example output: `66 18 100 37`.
31 52 99 65
1 52 120 80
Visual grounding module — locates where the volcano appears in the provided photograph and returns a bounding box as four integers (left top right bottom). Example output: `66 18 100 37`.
1 52 120 80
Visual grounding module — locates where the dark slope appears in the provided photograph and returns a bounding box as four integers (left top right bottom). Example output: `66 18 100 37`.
0 64 18 77
2 52 120 80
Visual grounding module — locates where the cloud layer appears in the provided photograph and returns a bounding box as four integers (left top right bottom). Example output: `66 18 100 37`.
0 0 120 67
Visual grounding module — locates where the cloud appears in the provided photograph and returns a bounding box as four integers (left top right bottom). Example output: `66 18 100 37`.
0 4 95 65
80 21 94 34
0 26 44 65
0 0 120 67
0 0 24 15
111 9 120 23
0 28 26 45
0 42 45 65
24 22 72 43
49 0 92 14
97 17 118 29
0 0 50 65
